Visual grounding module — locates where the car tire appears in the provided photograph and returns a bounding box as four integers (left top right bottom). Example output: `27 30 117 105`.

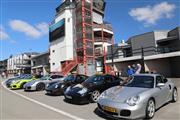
36 83 45 91
20 82 26 89
91 90 100 103
145 99 155 119
172 88 178 103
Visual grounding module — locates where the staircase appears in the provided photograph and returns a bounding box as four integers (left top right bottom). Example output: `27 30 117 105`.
60 60 77 75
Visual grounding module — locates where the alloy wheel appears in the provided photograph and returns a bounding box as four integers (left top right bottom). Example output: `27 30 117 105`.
147 100 155 118
173 89 178 102
91 90 100 102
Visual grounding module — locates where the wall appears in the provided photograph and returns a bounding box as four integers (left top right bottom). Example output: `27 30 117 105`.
170 56 180 77
109 56 180 78
144 59 171 77
50 8 74 72
130 32 156 56
92 11 103 24
154 31 168 41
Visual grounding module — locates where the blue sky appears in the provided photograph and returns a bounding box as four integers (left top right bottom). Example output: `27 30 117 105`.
0 0 179 60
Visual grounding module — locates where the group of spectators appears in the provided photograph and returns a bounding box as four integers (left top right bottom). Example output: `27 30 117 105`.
127 63 142 76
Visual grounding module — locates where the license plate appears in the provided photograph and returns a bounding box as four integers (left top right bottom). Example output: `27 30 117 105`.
103 106 116 113
66 95 72 99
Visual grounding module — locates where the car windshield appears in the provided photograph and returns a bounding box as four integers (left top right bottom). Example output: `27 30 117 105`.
23 75 33 79
40 75 50 80
83 75 105 84
64 75 75 82
125 76 154 88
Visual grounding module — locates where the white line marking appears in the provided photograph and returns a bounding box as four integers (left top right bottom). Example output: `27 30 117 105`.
1 81 85 120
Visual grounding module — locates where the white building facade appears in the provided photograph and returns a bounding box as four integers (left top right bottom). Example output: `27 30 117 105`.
49 0 114 74
7 53 38 74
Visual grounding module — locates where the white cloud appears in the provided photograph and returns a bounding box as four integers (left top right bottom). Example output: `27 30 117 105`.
9 20 49 39
36 22 49 35
0 25 9 40
129 2 176 26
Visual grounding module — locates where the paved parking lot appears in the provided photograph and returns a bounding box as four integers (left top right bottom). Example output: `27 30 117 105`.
1 78 180 120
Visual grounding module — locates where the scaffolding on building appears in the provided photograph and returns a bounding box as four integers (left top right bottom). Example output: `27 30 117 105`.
75 0 95 75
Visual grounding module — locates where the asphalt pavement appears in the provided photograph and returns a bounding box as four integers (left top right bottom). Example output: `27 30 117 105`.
0 77 180 120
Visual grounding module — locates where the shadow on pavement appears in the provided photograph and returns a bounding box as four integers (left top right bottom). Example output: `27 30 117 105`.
63 98 90 105
44 93 61 97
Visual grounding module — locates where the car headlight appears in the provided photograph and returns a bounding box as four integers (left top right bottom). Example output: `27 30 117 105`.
77 88 87 95
61 84 65 88
126 95 140 106
55 84 59 89
46 84 49 88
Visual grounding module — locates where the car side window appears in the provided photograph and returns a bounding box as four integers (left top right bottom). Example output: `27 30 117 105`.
56 75 63 78
162 76 168 83
76 76 82 82
105 76 113 83
81 75 87 81
156 76 163 85
50 75 57 80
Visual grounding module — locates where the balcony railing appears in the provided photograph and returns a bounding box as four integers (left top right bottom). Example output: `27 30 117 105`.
106 45 180 60
94 37 112 43
93 23 113 31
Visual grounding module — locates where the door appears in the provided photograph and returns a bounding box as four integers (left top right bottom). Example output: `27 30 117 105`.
155 76 170 108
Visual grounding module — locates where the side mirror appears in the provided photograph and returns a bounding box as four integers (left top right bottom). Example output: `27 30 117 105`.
49 78 52 80
157 83 165 87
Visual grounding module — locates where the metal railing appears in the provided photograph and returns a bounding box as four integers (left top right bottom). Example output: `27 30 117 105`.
106 45 180 73
106 45 180 60
94 37 112 43
93 23 113 31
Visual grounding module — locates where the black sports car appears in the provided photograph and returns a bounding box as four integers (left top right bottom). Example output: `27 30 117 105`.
64 74 123 104
45 74 88 95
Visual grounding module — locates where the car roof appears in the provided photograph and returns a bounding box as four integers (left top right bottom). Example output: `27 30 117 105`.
132 74 161 77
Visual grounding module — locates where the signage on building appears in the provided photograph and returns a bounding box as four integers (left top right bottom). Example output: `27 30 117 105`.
49 18 65 42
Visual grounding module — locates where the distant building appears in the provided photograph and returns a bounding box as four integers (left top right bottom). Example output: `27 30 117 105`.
0 59 7 73
49 0 113 75
106 27 180 78
7 52 39 74
31 51 50 75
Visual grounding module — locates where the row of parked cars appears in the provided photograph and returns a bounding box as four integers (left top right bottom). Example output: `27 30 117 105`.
5 73 178 119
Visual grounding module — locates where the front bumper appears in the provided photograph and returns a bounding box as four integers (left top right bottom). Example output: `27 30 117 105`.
24 85 36 91
10 84 21 89
97 98 146 119
45 88 63 95
64 92 90 104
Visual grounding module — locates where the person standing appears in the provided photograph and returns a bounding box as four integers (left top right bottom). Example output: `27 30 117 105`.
127 65 134 76
135 63 142 74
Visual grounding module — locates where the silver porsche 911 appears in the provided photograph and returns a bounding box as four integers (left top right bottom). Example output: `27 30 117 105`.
24 74 64 91
97 74 178 119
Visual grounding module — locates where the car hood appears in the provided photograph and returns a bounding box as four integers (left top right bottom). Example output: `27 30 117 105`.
46 80 64 90
24 80 38 86
67 84 85 93
46 82 63 90
102 86 149 103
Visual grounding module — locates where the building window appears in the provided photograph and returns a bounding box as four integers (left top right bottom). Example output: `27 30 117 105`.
52 50 55 53
53 63 55 65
